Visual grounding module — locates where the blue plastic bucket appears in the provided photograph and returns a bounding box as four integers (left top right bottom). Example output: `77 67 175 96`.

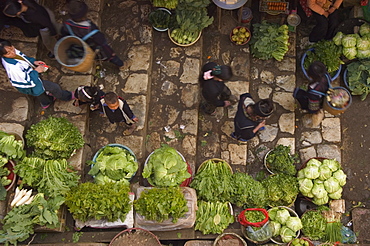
301 48 342 81
343 68 349 89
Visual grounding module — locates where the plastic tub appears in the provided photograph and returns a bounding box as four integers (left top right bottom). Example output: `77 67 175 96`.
149 8 171 32
323 86 352 115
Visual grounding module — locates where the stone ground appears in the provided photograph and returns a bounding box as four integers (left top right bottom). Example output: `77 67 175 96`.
0 0 369 245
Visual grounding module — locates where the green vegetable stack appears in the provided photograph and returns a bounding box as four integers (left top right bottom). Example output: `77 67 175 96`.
265 145 298 176
301 209 327 240
0 155 11 200
346 59 370 100
26 117 84 160
290 238 311 246
297 158 347 205
134 187 188 223
151 0 178 9
250 21 290 61
143 145 190 187
0 131 25 160
149 8 171 30
88 146 138 185
269 207 303 243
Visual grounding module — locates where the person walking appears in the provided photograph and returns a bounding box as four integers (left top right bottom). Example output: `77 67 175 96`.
72 85 105 110
0 39 74 109
230 93 274 142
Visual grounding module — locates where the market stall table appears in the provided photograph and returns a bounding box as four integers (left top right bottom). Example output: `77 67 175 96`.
212 0 249 30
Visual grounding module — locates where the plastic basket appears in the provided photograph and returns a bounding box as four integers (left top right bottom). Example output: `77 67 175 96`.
149 8 172 32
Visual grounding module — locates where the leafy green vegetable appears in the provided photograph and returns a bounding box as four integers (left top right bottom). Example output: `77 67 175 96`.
190 159 233 202
149 9 171 29
244 210 266 223
134 187 188 223
0 131 25 160
65 182 131 222
88 146 138 184
0 155 10 187
231 172 268 208
268 207 301 243
265 145 298 176
301 210 327 240
280 226 296 243
15 157 80 198
333 31 344 46
346 59 370 100
195 201 234 235
342 34 358 48
143 145 190 187
360 22 370 36
286 217 303 232
26 117 84 159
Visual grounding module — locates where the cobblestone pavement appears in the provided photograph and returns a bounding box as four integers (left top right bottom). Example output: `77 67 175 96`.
0 0 369 244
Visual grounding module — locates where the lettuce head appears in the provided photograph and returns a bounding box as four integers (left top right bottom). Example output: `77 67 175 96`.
280 226 296 243
333 169 347 186
298 178 313 194
286 217 303 232
303 165 320 179
324 177 341 193
328 187 343 200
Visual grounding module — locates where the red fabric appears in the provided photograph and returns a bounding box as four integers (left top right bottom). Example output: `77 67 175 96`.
300 0 313 17
238 208 269 227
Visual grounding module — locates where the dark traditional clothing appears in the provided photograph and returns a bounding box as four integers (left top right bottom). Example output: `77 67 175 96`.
99 96 136 124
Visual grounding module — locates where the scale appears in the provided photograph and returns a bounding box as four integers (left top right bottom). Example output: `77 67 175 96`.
287 9 301 32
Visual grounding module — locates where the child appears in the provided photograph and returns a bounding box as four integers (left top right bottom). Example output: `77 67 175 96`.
99 92 138 135
73 85 105 110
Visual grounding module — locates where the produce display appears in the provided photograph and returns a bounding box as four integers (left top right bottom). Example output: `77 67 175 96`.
149 8 171 30
326 88 351 109
231 172 268 208
10 187 34 207
0 156 11 200
134 187 188 223
301 209 327 240
265 145 298 176
269 207 302 243
190 159 233 202
65 182 131 222
151 0 178 9
345 59 370 100
230 27 251 45
297 158 347 205
0 131 25 160
195 201 234 234
14 157 80 198
250 21 290 61
261 173 299 207
89 145 138 185
289 238 312 246
26 117 84 159
333 23 370 60
143 145 190 187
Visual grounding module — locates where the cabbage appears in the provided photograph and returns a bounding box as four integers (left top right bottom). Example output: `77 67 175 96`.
356 36 370 50
301 190 314 198
313 194 329 205
276 208 290 225
306 158 322 168
297 169 305 179
343 47 357 60
268 207 279 221
286 217 303 232
312 182 327 199
318 165 332 181
356 49 370 59
303 165 320 179
270 220 281 236
324 177 341 193
359 23 370 37
280 226 296 243
333 169 347 186
333 31 344 46
328 187 343 200
322 159 340 172
342 34 359 48
298 178 313 194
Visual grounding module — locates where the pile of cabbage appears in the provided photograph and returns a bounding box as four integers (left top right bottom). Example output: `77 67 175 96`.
297 158 347 205
269 207 303 243
333 22 370 60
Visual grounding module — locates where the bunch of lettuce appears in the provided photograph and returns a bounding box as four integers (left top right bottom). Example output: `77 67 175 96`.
0 131 25 161
269 207 303 243
346 59 370 101
300 208 327 240
143 145 190 187
297 158 347 205
265 145 298 176
261 173 299 207
88 146 138 185
26 117 84 159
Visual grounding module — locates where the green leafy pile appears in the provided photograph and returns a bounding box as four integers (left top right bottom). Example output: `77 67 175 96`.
261 173 299 207
26 117 84 159
0 155 11 201
14 157 80 198
301 209 327 240
0 131 25 160
231 172 268 208
265 145 298 176
346 59 370 101
134 187 188 223
190 159 233 202
0 194 64 246
88 146 138 185
143 145 190 187
303 40 344 74
195 201 234 235
65 182 131 222
250 21 290 61
269 207 302 243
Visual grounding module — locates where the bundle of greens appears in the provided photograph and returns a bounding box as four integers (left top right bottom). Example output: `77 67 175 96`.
0 131 25 160
143 145 190 187
0 155 11 200
231 172 268 208
301 209 327 240
134 187 188 223
0 194 63 246
322 210 343 243
152 0 178 9
14 157 80 198
265 145 298 176
269 207 303 243
261 173 299 207
26 117 84 159
297 158 347 205
250 21 290 61
190 159 233 202
346 59 370 101
195 201 234 235
65 182 131 222
88 146 138 185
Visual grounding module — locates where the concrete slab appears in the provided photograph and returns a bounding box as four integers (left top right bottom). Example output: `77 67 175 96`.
0 26 38 43
352 208 370 243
